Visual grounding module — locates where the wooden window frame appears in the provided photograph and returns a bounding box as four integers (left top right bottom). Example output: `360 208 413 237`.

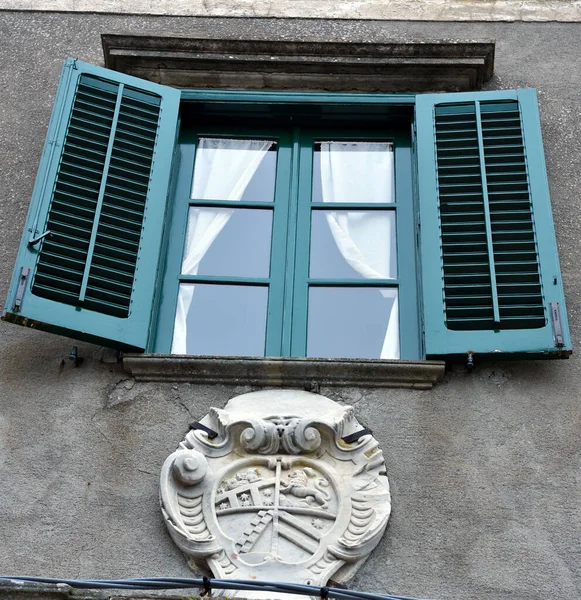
153 110 422 359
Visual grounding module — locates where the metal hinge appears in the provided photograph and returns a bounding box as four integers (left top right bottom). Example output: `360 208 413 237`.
13 267 30 311
550 301 565 347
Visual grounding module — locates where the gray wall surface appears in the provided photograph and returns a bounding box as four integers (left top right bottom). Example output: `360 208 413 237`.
1 11 581 600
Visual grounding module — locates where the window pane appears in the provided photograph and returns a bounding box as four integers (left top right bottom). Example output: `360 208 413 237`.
307 287 399 359
191 137 276 202
243 146 277 202
310 210 397 279
172 284 268 356
312 141 394 204
182 207 272 278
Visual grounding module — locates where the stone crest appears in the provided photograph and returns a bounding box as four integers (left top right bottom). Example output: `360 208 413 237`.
160 390 391 591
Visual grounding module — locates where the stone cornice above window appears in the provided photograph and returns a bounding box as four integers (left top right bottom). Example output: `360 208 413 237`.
102 35 495 92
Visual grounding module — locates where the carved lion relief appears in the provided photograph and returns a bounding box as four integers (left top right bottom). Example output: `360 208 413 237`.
160 390 391 592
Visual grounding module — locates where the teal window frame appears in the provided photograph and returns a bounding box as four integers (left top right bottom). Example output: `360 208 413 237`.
154 105 421 359
3 59 571 360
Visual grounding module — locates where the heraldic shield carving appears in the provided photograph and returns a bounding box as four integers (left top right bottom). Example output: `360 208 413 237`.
160 390 391 592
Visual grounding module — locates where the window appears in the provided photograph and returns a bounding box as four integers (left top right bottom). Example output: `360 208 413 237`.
152 126 419 360
2 59 572 361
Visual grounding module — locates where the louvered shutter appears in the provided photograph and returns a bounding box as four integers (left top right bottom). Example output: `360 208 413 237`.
2 59 181 350
416 89 571 359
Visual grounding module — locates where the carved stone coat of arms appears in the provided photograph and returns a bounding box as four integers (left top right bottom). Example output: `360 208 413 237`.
160 390 391 591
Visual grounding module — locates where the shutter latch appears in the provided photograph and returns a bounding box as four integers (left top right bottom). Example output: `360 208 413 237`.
13 266 30 312
28 230 51 247
550 301 565 347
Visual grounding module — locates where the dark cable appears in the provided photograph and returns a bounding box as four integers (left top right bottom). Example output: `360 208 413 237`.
0 576 434 600
200 575 212 596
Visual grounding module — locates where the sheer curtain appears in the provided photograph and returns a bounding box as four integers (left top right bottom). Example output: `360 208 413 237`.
171 138 272 354
320 142 400 359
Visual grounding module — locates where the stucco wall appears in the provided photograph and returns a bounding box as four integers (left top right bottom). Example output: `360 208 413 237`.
1 11 581 600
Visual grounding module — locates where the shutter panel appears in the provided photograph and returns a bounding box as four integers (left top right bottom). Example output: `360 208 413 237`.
416 89 571 359
2 59 181 351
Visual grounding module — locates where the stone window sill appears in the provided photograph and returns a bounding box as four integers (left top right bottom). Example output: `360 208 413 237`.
122 355 445 389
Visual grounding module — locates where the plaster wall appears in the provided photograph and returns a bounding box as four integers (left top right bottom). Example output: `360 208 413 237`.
1 11 581 600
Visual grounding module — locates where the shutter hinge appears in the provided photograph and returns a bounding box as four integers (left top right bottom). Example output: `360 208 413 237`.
13 266 30 312
550 301 565 347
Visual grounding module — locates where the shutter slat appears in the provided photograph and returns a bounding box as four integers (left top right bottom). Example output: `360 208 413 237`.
96 232 139 252
31 71 162 319
3 58 180 351
90 264 134 284
91 252 137 271
93 241 138 262
101 201 144 223
433 97 546 333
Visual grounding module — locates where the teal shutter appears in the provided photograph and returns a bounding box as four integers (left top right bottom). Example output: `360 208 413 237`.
416 89 571 359
2 59 181 350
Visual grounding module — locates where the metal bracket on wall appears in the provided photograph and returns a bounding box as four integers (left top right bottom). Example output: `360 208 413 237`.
341 428 373 444
68 346 84 368
189 421 218 440
13 266 30 311
550 301 565 347
466 351 475 373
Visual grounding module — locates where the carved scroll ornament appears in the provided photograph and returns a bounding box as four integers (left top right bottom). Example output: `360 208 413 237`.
160 390 391 594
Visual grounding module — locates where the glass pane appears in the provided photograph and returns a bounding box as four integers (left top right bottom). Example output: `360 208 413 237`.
312 141 394 204
310 210 397 279
172 284 268 356
242 147 277 202
191 137 276 202
182 207 272 278
307 287 399 359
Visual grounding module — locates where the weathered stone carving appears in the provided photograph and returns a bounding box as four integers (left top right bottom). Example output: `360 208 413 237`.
160 390 391 593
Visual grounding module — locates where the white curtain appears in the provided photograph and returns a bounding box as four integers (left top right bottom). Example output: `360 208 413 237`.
171 138 272 354
320 142 400 359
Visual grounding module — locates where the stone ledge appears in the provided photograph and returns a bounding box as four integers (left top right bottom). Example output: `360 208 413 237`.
122 355 446 389
3 1 581 22
101 35 494 92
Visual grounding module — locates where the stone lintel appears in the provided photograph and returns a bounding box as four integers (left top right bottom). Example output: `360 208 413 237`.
102 35 494 92
122 355 446 389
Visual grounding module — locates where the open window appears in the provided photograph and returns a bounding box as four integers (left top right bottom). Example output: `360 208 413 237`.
2 59 572 360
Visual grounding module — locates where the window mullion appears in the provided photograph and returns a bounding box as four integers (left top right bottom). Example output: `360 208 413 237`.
264 130 294 357
275 127 303 356
394 130 422 359
287 128 313 357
